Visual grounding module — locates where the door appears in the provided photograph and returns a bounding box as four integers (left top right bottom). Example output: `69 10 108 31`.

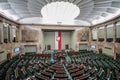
47 45 51 50
65 44 69 49
99 48 102 53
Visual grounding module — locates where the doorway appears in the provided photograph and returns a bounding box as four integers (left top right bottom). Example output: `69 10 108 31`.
47 45 51 50
65 44 69 49
99 48 102 53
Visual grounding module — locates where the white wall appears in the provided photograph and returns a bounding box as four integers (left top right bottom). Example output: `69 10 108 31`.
92 29 97 40
43 31 72 50
98 28 104 38
39 29 44 52
62 32 71 49
116 22 120 38
71 31 77 50
107 25 113 38
44 32 55 49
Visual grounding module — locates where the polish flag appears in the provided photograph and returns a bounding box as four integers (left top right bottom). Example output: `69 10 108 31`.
55 32 62 50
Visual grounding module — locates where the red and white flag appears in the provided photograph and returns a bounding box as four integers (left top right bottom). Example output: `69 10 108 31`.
55 32 62 50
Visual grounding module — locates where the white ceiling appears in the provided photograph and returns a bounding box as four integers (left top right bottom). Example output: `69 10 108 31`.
0 0 120 26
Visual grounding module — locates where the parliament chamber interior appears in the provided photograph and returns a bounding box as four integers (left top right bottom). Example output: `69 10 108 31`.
0 0 120 80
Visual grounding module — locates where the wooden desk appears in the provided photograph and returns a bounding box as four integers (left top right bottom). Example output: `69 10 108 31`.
54 73 68 78
97 67 103 77
71 69 84 77
75 73 90 80
35 73 49 80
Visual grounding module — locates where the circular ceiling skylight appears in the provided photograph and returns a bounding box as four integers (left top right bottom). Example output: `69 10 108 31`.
41 1 80 24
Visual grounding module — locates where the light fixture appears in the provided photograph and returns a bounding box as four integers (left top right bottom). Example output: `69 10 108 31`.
41 1 80 24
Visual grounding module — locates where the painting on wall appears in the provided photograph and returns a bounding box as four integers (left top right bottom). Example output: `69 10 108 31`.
22 30 39 42
77 29 89 42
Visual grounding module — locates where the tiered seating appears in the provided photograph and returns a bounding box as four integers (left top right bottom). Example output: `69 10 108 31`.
0 55 20 80
0 52 120 80
51 64 68 79
68 52 120 80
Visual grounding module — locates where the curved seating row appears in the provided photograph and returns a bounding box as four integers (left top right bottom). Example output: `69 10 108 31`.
0 52 120 80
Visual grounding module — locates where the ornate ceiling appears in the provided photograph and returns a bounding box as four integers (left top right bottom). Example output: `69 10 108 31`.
0 0 120 26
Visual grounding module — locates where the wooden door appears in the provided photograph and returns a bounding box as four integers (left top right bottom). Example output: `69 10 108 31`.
99 48 102 53
47 45 51 50
65 44 69 49
7 53 11 60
